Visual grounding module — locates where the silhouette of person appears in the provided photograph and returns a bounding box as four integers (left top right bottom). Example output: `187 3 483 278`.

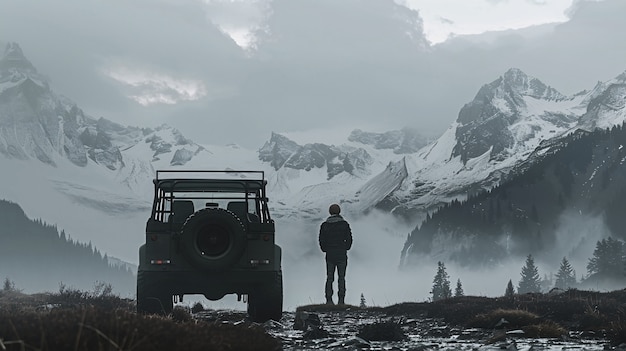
318 203 352 305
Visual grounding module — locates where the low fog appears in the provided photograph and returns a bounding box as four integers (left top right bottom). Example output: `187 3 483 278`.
190 208 619 311
1 201 621 310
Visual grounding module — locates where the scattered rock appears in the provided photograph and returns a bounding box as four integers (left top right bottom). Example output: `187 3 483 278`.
264 319 286 331
495 317 510 328
328 336 370 348
357 319 407 341
303 327 330 340
293 310 321 331
506 329 525 336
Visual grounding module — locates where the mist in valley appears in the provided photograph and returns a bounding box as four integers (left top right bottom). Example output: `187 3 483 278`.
2 168 624 313
185 205 624 311
278 207 624 309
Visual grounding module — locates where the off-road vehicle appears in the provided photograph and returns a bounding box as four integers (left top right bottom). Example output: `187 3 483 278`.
137 170 282 322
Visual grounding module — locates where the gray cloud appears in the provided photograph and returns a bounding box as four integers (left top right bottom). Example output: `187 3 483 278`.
1 0 625 148
197 0 434 145
0 0 244 125
439 17 455 25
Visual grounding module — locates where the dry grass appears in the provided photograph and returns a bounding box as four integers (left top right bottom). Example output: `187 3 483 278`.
609 319 626 346
378 289 626 342
468 308 568 338
0 288 281 351
522 321 567 338
468 309 540 329
0 306 280 351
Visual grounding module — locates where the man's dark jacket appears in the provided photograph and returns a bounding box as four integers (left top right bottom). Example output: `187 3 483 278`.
319 214 352 258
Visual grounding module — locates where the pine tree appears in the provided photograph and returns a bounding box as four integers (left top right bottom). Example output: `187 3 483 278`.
454 278 464 297
505 279 515 300
2 277 15 292
431 261 452 301
518 254 541 293
587 237 625 277
360 293 367 308
554 257 576 290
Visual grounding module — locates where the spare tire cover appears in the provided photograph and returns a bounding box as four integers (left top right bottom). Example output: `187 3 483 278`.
181 208 246 270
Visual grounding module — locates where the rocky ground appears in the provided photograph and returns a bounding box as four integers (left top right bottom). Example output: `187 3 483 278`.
197 305 609 350
2 287 626 350
198 288 626 350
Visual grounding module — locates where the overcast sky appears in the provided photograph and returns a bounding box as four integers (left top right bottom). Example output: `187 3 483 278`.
1 0 625 148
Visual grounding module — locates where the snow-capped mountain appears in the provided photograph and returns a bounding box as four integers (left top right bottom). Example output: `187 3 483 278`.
0 42 411 261
257 130 409 219
401 123 626 268
0 43 212 170
382 68 626 219
578 72 626 130
3 41 626 264
348 128 428 154
0 43 214 195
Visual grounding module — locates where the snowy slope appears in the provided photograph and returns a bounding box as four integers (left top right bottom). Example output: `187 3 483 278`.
386 68 626 217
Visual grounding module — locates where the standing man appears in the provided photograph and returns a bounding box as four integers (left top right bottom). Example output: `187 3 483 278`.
319 203 353 305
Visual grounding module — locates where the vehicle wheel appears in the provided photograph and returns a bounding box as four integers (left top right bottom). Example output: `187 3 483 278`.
137 271 173 315
248 270 283 323
181 208 246 271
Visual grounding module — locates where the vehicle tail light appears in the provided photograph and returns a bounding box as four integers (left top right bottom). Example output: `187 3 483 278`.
150 259 171 265
250 259 270 266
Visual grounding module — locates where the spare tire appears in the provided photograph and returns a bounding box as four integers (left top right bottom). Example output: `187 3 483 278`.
180 208 246 270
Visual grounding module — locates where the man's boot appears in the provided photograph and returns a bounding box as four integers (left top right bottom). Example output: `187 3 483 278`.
326 297 334 305
338 296 345 305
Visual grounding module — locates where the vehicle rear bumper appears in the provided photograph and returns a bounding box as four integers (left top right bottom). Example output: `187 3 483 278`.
137 269 279 300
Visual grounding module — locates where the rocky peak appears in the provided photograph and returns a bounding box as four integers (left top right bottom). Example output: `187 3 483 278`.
452 68 571 164
0 42 40 79
258 132 301 169
501 68 565 101
578 71 626 130
614 70 626 83
462 69 565 122
258 132 373 180
348 128 428 154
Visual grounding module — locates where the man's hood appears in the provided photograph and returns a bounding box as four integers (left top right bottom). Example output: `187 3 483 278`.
325 214 345 224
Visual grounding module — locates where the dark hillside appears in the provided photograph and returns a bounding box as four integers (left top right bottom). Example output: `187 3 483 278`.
0 199 135 295
402 124 626 267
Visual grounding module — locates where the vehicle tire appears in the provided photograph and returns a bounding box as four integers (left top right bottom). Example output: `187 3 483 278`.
181 208 246 271
136 271 173 315
248 270 283 323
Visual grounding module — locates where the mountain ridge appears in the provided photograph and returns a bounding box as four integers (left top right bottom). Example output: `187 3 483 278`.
0 198 135 295
401 123 626 268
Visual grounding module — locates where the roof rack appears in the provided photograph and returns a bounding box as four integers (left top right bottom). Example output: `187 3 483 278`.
156 170 265 181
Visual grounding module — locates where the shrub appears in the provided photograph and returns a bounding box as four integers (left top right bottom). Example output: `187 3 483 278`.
0 306 281 351
357 319 406 341
468 309 540 329
191 301 205 313
609 320 626 346
49 282 133 311
171 306 193 322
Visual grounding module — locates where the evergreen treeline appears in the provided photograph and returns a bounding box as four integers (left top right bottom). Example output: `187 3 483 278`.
431 238 626 299
402 123 626 267
0 199 135 295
